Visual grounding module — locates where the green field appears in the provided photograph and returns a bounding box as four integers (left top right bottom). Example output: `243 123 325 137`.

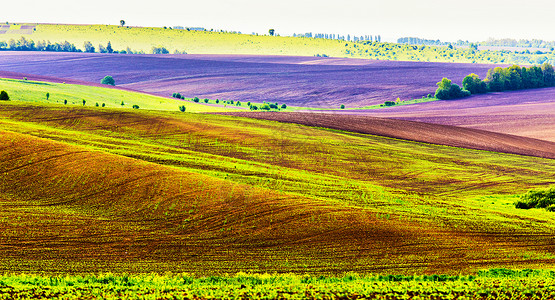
1 269 554 299
2 23 554 64
0 78 238 113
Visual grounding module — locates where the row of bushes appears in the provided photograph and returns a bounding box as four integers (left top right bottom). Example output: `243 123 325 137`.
0 37 179 55
249 102 287 111
435 62 555 100
515 187 555 211
0 37 79 52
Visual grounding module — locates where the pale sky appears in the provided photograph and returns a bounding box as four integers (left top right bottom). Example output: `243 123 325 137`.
4 0 555 42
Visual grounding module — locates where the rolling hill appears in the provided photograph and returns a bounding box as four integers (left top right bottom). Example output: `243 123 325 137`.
1 96 554 274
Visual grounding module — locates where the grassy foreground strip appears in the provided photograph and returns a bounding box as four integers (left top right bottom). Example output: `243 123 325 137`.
1 270 554 299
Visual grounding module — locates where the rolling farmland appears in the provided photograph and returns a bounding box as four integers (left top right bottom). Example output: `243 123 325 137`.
0 98 554 276
1 23 555 297
0 52 495 107
1 52 553 142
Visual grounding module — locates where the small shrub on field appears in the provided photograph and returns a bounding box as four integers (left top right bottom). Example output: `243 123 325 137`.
46 92 49 100
64 99 67 105
0 90 9 100
193 97 199 103
216 99 220 104
179 105 186 112
102 103 105 107
101 75 115 86
269 103 278 109
95 102 99 107
250 105 258 110
121 101 124 106
82 99 86 106
281 103 287 109
515 187 555 210
434 78 471 100
132 104 139 109
340 104 345 109
204 98 209 103
260 103 271 110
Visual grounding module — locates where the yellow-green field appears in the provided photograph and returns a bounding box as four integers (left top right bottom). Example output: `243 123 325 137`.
1 23 553 64
0 81 554 277
0 78 236 113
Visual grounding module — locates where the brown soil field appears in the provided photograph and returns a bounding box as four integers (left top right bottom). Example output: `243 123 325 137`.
321 88 555 142
217 112 555 159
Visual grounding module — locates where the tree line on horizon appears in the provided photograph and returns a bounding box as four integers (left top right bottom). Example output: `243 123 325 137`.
399 36 555 50
0 36 185 55
435 62 555 100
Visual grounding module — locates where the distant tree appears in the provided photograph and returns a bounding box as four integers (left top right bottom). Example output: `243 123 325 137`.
269 29 275 36
101 75 115 86
132 104 139 109
98 44 107 53
340 104 345 109
435 78 470 100
83 41 95 53
204 98 209 103
193 97 199 103
106 41 113 53
541 62 555 86
102 103 105 107
281 103 287 109
260 103 271 110
95 102 99 107
121 101 124 106
506 65 523 90
0 90 9 100
485 67 507 92
216 99 220 104
82 99 86 106
462 73 487 94
179 105 186 112
152 46 169 54
46 92 50 100
120 20 125 27
64 99 67 105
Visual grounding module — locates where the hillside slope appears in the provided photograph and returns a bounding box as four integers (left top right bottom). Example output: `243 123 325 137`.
1 101 555 274
218 112 555 159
